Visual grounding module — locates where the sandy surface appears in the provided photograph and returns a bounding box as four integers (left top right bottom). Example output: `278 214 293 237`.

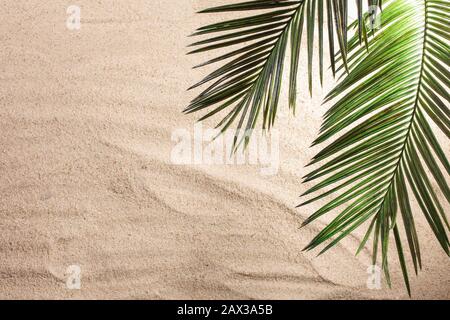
0 0 448 299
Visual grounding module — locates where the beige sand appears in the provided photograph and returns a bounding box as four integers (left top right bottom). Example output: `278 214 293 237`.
0 0 448 299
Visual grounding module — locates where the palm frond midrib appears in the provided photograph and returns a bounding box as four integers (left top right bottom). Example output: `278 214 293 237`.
372 0 429 221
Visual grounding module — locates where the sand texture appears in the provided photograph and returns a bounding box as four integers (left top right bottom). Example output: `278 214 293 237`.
0 1 449 299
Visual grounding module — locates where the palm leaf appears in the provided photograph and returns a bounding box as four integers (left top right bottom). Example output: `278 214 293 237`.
186 0 370 146
301 0 450 295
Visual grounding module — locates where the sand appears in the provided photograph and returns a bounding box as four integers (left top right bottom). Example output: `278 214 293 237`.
0 0 448 299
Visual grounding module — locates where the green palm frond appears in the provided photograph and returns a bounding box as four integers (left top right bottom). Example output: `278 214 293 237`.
300 0 450 295
186 0 372 146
